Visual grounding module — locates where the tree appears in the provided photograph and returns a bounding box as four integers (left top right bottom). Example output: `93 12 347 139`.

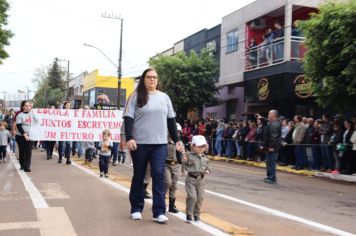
0 0 13 64
149 50 219 121
47 58 66 90
32 59 66 107
299 1 356 112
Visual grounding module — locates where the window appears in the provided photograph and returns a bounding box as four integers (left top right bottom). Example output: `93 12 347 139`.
89 89 96 107
226 30 238 53
120 89 126 108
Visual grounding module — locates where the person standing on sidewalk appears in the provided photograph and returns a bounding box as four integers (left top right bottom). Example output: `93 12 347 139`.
261 110 282 184
124 68 183 224
16 101 33 172
318 114 333 172
350 121 356 174
292 115 307 170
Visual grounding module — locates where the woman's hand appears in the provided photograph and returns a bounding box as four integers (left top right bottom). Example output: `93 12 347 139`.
126 139 137 151
23 133 30 141
176 141 184 152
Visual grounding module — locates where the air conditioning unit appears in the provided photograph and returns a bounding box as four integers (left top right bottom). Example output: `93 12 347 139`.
250 18 266 29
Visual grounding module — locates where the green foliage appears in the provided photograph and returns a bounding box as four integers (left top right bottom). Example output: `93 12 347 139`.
33 58 67 108
33 87 64 108
149 50 219 120
47 58 66 90
299 0 356 112
0 0 13 64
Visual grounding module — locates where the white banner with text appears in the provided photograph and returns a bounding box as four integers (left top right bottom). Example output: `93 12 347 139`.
29 109 123 141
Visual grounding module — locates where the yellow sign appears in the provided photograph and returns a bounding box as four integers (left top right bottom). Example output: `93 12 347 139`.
294 75 313 99
258 78 269 101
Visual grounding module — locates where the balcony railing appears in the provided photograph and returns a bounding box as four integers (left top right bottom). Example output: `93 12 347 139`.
245 36 306 71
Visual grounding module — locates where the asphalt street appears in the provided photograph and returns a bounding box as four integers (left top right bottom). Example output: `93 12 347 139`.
1 150 356 236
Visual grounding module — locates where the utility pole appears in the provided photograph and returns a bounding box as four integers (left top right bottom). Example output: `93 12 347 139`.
67 60 70 100
25 87 30 101
1 91 7 109
43 82 47 108
102 12 123 108
58 59 70 101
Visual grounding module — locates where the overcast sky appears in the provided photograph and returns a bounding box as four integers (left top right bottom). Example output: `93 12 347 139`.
0 0 254 96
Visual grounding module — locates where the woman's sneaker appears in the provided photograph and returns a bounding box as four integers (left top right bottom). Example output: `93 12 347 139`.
131 212 142 220
153 214 168 224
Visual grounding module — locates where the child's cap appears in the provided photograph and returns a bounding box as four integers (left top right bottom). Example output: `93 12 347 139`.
192 135 207 146
102 129 111 135
176 123 182 132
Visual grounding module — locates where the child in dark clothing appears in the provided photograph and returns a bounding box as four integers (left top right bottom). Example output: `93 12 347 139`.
98 129 113 178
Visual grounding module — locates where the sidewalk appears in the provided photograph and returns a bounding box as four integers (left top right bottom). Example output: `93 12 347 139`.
208 155 356 183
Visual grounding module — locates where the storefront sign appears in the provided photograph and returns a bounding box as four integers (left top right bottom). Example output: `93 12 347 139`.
294 75 313 99
257 77 269 101
29 109 123 141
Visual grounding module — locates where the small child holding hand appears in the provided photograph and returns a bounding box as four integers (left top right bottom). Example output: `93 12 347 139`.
98 129 113 178
181 135 210 223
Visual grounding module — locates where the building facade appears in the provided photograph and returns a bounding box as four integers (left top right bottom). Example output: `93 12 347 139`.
68 72 87 109
82 70 135 108
4 92 28 111
153 25 222 120
208 0 326 120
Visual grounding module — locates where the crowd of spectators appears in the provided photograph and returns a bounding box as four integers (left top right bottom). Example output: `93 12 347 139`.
180 114 356 175
247 20 304 68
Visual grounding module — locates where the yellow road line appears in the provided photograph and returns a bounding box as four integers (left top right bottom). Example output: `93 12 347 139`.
0 221 38 230
72 158 254 236
209 156 312 176
174 200 254 236
212 163 265 175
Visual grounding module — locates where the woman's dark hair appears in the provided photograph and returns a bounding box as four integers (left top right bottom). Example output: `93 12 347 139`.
295 115 302 122
136 68 159 108
20 100 28 112
63 101 69 109
344 119 354 131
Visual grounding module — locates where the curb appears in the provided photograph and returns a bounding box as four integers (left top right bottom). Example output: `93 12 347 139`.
207 156 356 183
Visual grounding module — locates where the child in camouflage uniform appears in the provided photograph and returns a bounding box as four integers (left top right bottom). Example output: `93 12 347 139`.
182 135 210 222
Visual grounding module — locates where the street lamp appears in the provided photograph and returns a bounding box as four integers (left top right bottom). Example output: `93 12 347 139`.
83 43 118 69
83 13 123 108
83 43 121 107
101 13 123 108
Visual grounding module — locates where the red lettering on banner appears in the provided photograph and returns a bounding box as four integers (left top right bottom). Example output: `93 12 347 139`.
40 119 72 128
36 108 69 116
45 131 56 139
81 110 116 119
111 133 120 142
60 132 95 140
77 121 121 129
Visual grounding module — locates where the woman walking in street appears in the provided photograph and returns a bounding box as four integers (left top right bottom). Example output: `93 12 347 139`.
4 109 16 156
16 101 33 172
58 102 72 165
123 68 183 224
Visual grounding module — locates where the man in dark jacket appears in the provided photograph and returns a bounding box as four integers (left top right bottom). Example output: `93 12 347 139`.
262 110 282 184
